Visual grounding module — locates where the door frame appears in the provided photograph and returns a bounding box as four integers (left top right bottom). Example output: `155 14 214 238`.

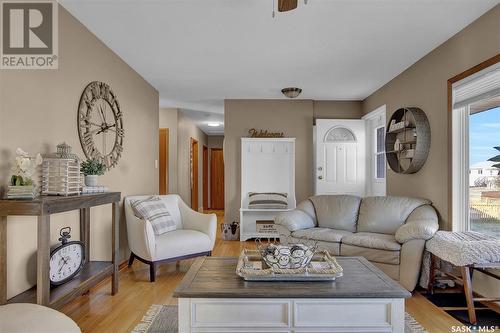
202 145 208 211
190 138 199 211
159 128 169 195
210 148 225 210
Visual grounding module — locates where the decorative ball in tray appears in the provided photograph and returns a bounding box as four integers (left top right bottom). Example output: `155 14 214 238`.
258 242 316 269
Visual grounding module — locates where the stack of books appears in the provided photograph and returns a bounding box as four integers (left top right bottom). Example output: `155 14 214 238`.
7 185 38 199
82 186 109 194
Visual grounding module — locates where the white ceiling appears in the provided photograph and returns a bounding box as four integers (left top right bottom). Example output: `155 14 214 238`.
60 0 499 134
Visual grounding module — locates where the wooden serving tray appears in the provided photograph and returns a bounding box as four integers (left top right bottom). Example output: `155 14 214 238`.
236 249 343 281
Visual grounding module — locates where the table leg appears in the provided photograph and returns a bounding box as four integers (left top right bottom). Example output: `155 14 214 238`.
111 202 119 295
428 253 436 294
0 216 7 304
461 266 477 325
37 214 50 305
79 208 90 263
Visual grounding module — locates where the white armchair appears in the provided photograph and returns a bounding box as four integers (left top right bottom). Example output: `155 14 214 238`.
124 194 217 281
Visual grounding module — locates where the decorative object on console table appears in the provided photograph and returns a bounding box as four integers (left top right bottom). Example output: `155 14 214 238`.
42 143 82 196
82 186 109 194
81 159 105 187
78 81 124 170
385 107 430 174
49 227 85 286
7 148 42 199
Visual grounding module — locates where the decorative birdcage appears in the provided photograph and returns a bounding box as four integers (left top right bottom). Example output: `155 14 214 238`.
41 143 82 196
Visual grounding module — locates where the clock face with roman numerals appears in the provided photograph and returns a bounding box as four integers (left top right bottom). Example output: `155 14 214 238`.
78 81 124 170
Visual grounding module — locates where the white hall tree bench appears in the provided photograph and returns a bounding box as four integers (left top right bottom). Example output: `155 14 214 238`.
240 138 296 241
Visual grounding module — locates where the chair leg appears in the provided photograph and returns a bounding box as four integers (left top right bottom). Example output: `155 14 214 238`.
150 262 156 282
461 266 477 325
128 253 135 267
207 251 212 257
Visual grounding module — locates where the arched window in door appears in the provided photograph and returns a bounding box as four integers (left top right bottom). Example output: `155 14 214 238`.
324 127 357 143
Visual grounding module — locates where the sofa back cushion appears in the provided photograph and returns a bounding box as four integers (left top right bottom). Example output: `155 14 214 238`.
357 196 431 235
309 195 361 232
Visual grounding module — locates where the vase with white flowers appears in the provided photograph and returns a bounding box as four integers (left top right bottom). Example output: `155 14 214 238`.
81 159 105 187
8 148 43 199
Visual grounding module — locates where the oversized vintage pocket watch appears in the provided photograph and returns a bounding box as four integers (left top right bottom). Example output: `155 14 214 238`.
49 227 85 285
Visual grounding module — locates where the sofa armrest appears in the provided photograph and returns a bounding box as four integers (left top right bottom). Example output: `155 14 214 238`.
395 205 439 243
178 199 217 250
275 209 316 232
124 199 156 260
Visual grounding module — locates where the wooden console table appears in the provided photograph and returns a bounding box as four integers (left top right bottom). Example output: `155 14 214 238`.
0 192 120 309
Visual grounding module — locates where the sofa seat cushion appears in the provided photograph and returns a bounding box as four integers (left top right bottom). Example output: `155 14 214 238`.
342 232 402 251
357 196 430 235
341 244 400 265
154 229 210 261
292 228 352 243
309 195 361 232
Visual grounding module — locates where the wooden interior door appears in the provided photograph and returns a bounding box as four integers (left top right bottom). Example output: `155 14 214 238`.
159 128 169 195
191 138 199 211
210 148 225 209
202 145 208 210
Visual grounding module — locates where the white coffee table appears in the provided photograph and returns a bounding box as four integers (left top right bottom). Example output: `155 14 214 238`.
174 256 411 332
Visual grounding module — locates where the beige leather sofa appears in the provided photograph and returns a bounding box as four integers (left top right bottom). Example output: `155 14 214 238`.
274 195 439 291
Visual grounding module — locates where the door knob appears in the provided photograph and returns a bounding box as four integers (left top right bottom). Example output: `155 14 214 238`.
318 176 323 180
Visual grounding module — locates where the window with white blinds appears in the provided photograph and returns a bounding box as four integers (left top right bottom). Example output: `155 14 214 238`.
452 62 500 234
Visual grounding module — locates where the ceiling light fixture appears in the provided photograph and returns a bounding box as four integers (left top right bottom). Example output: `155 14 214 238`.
281 87 302 99
207 122 221 127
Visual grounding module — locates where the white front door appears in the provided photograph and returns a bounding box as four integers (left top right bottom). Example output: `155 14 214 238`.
315 119 366 196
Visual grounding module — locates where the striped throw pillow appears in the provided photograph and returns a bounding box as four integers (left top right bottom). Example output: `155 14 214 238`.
248 192 288 209
130 196 176 235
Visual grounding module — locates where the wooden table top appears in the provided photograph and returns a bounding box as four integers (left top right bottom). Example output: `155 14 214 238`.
0 192 121 215
173 256 411 299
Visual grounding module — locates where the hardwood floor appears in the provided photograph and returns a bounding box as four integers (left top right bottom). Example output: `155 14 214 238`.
61 210 467 333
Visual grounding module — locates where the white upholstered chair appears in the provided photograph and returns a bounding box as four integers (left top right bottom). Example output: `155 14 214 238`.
124 194 217 282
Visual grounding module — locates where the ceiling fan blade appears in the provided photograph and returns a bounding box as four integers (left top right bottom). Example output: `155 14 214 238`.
278 0 298 12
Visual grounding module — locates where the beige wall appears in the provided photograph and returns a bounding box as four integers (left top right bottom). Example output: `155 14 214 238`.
159 108 179 193
224 100 314 224
362 5 500 229
313 100 363 123
0 7 159 298
208 136 224 149
177 111 208 211
361 6 500 297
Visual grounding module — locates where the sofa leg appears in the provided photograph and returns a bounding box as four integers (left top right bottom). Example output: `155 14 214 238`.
128 253 135 267
150 263 156 282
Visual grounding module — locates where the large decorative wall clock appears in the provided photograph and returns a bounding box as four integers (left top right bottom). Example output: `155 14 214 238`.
78 81 124 170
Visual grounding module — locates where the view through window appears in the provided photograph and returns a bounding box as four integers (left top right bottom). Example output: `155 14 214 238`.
469 102 500 237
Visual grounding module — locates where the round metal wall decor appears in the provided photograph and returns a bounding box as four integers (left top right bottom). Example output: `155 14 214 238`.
385 107 430 174
78 81 124 170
